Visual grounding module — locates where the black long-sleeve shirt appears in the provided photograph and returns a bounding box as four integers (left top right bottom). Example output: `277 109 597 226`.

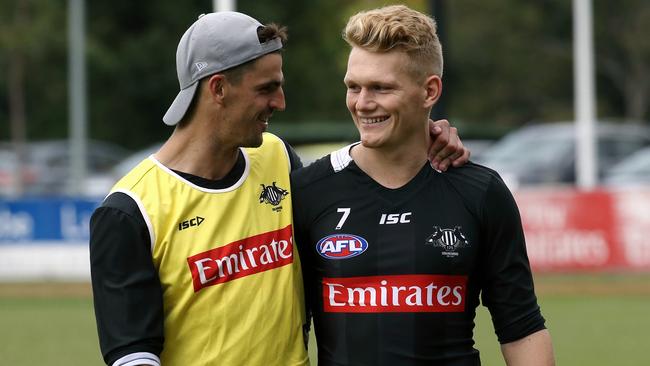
292 146 546 366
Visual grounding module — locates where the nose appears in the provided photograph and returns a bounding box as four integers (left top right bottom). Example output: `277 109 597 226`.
270 87 286 111
355 88 375 111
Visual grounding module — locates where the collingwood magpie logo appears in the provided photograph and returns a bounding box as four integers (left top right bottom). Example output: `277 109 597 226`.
259 182 288 208
426 226 469 257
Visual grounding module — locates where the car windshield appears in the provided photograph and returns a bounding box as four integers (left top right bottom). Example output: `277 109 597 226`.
480 133 573 169
607 148 650 176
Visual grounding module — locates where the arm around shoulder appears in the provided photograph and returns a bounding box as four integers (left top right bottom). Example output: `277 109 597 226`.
501 328 555 366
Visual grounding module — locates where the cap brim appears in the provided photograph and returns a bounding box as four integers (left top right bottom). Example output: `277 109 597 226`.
163 82 199 126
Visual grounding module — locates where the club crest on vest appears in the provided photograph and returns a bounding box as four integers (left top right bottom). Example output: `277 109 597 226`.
259 182 289 206
426 226 469 257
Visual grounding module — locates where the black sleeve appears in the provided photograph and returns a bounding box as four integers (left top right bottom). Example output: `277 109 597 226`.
281 138 304 171
290 171 313 350
89 192 164 365
479 175 546 344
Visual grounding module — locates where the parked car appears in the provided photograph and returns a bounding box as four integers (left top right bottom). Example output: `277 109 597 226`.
83 142 162 197
474 122 650 189
463 139 494 162
0 140 130 196
0 147 38 196
603 146 650 187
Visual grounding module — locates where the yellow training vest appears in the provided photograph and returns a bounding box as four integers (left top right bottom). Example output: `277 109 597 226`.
111 133 308 366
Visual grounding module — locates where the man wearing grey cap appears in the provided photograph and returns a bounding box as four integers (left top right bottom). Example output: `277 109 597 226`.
89 11 468 366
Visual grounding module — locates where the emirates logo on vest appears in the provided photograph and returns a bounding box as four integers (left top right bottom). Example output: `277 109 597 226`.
187 225 294 292
323 274 467 313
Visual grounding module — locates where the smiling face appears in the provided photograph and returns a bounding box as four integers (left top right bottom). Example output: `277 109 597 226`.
344 47 439 151
220 53 286 148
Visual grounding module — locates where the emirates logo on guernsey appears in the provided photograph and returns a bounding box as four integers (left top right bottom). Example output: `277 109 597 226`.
323 274 467 313
187 225 294 292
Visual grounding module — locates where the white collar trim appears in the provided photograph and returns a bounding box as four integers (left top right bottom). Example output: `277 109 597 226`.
148 149 250 193
330 142 359 172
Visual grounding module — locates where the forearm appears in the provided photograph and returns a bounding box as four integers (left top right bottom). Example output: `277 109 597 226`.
501 329 555 366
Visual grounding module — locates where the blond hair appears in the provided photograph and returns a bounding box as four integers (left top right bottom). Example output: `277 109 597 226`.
343 5 443 81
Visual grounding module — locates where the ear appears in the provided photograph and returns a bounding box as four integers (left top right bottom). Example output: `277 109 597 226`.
423 75 442 108
206 74 227 104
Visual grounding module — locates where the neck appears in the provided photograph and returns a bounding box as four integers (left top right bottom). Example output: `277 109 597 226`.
154 117 239 180
351 131 431 189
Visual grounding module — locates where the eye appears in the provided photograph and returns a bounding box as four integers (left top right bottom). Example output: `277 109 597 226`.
371 84 390 92
259 87 273 94
346 84 360 93
259 86 276 94
258 81 283 94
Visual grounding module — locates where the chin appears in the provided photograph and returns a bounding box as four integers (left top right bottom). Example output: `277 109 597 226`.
360 139 381 149
244 136 264 148
359 134 383 148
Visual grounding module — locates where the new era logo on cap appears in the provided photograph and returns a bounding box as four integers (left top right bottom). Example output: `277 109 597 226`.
195 62 208 72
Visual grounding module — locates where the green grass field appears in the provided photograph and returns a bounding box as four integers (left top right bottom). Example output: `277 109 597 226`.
1 274 648 365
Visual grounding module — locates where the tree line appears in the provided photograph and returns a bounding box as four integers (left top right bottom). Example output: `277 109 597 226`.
1 0 648 149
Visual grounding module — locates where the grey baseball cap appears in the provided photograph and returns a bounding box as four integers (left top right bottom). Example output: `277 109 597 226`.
163 12 284 126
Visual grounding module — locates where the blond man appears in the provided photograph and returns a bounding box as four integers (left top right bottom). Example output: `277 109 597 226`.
293 5 555 365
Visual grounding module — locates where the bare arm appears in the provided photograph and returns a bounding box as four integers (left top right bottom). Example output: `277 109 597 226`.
501 329 555 366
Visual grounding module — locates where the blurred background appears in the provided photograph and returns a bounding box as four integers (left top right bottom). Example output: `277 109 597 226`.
2 0 650 195
1 0 649 365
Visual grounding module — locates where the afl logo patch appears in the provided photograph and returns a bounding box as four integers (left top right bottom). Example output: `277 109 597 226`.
316 234 368 260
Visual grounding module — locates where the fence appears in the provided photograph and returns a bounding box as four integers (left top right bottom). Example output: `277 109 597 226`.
1 188 649 280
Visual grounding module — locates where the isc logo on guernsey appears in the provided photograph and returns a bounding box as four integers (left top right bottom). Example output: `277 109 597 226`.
317 234 368 259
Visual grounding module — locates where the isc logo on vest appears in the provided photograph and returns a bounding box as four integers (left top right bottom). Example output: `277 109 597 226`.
178 216 205 231
316 234 368 259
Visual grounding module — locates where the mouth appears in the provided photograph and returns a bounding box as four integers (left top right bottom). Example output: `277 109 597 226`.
359 116 389 125
258 115 271 125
